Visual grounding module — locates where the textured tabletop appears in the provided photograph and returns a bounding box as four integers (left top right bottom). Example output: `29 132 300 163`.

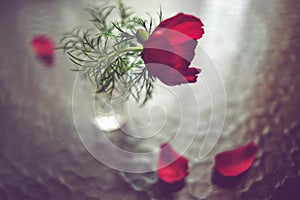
0 0 299 199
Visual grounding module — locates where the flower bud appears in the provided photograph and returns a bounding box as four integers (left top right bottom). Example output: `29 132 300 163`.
135 29 149 45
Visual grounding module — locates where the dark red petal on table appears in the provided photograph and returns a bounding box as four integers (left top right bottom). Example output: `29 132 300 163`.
158 143 189 183
31 35 55 67
157 13 204 41
215 141 258 176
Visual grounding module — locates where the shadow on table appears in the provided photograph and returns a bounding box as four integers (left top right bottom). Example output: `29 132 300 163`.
150 179 186 199
211 167 248 188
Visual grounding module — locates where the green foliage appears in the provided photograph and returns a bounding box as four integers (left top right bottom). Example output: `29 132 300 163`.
59 0 163 105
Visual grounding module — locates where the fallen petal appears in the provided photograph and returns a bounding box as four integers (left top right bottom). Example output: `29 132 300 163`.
158 143 189 183
31 35 55 67
215 141 258 176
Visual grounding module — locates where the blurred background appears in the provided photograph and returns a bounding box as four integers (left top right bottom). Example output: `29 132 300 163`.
0 0 299 199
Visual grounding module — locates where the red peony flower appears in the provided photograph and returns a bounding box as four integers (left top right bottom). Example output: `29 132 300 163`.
141 13 204 85
31 35 55 67
215 141 258 176
158 143 189 183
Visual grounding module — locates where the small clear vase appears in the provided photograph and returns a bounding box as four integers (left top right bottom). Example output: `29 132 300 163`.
93 92 126 132
73 73 126 132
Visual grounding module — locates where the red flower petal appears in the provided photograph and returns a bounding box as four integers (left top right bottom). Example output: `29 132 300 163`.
141 13 203 85
158 143 189 183
157 13 204 41
215 141 258 176
143 39 197 70
31 35 55 67
181 67 201 83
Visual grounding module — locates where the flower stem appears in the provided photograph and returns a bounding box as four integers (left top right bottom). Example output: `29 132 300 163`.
121 46 143 52
97 46 143 63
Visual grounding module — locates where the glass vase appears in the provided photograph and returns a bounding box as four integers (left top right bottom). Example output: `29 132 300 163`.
73 73 126 132
93 91 126 132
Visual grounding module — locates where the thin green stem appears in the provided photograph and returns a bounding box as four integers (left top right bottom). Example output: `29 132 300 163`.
60 0 158 105
96 46 143 62
121 46 143 52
